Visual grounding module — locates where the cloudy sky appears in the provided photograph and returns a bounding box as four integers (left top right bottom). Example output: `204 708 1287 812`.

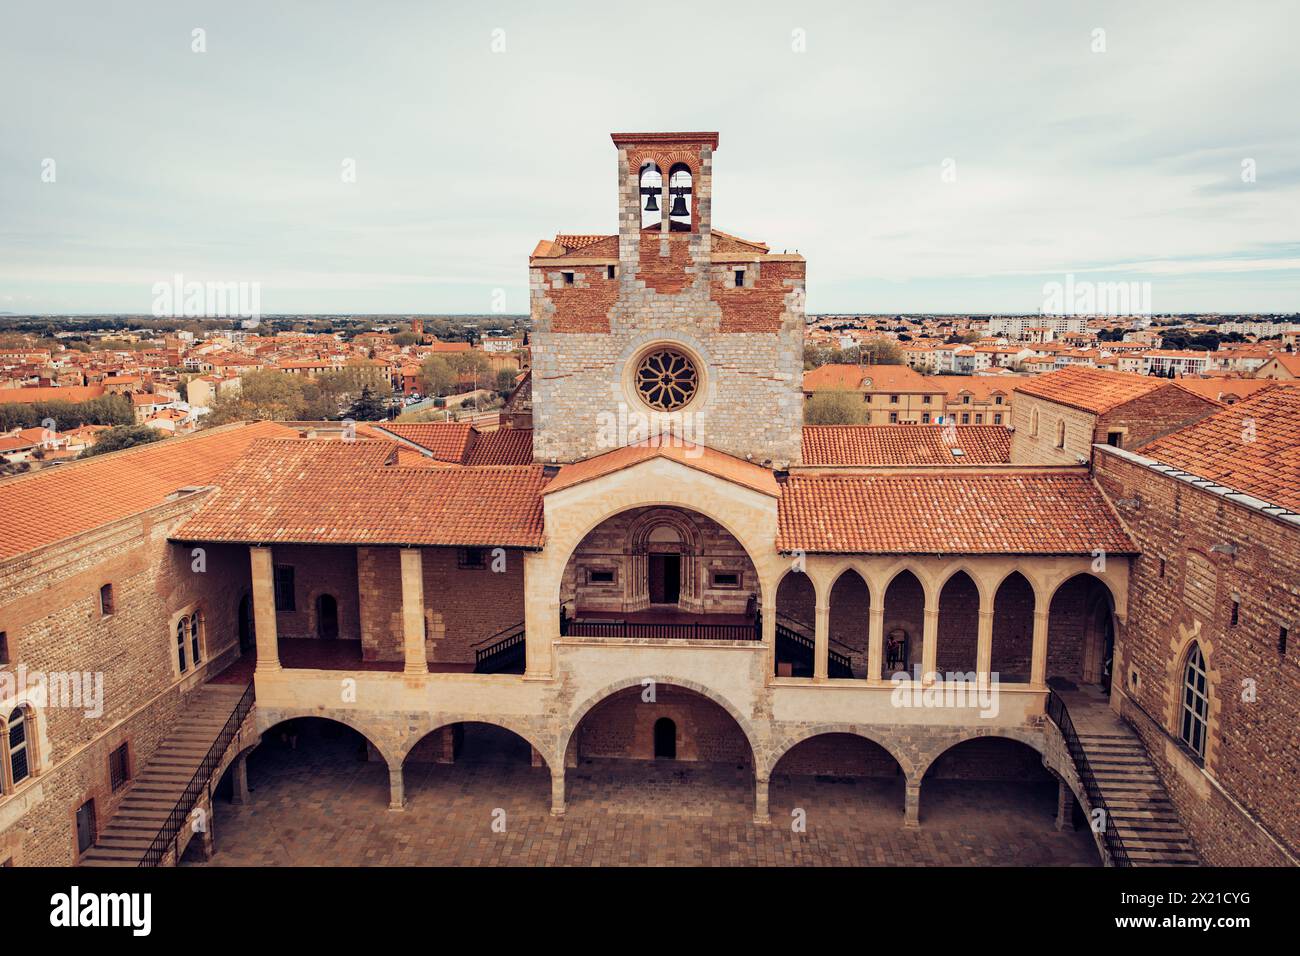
1 0 1297 315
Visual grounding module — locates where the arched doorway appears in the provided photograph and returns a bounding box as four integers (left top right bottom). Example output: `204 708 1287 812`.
316 593 339 639
774 571 817 677
402 722 549 809
1048 574 1117 687
991 572 1034 683
769 733 905 823
654 718 677 759
936 571 979 675
238 593 255 654
882 570 925 678
565 683 755 817
828 570 870 678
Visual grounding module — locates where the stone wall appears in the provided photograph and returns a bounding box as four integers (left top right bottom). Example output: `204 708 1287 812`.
1094 447 1299 865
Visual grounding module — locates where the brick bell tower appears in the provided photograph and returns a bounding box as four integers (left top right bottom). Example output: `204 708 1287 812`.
528 131 806 468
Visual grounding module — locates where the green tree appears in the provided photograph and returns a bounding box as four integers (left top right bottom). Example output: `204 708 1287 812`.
417 355 458 397
803 391 867 425
495 368 519 394
202 369 309 426
346 385 386 421
79 425 166 457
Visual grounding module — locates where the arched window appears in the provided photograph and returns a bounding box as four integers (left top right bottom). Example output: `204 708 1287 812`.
7 707 30 787
177 618 189 673
1180 643 1209 757
1030 408 1039 436
190 612 203 666
667 163 693 228
639 162 662 229
1055 419 1066 449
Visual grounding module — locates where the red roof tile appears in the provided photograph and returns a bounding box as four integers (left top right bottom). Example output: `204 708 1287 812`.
465 429 534 465
1137 388 1300 512
1012 367 1207 414
802 425 1011 466
174 439 545 548
378 422 475 462
776 473 1135 554
0 421 296 560
545 435 779 498
802 364 944 394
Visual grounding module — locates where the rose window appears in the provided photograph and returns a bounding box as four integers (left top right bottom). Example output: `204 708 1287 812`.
634 348 699 411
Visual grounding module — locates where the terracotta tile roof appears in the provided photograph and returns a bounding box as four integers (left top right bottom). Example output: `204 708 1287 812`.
0 385 107 405
776 473 1135 554
802 425 1011 466
1137 388 1300 512
927 375 1016 402
1012 367 1199 414
802 364 945 394
545 435 779 498
0 421 296 561
1173 379 1299 404
378 422 475 462
465 429 534 465
175 439 546 548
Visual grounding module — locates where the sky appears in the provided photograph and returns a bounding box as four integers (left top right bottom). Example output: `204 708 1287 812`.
1 0 1297 316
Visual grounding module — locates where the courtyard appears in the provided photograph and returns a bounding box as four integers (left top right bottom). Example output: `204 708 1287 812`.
189 722 1100 867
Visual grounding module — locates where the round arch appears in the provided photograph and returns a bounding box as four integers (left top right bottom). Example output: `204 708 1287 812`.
396 717 553 770
561 675 759 770
766 724 914 780
255 712 397 768
914 729 1047 782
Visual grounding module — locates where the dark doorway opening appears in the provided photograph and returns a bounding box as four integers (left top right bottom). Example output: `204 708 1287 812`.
648 553 681 604
653 718 677 759
316 594 339 639
75 799 97 854
238 594 254 653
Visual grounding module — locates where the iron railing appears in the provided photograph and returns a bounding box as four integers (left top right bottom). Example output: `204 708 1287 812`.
1045 688 1131 867
139 681 255 866
474 624 526 673
774 619 855 678
561 617 762 642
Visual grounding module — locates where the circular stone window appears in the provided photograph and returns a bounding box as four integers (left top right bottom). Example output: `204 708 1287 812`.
634 348 699 411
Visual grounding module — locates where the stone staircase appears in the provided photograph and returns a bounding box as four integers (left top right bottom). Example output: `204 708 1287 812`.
1077 730 1199 866
80 683 248 867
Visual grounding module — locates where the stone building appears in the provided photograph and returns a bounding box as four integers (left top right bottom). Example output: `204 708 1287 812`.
1 132 1295 868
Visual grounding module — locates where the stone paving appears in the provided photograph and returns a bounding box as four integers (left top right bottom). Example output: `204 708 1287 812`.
191 726 1100 867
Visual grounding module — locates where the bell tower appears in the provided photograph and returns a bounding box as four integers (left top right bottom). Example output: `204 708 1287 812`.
529 131 806 468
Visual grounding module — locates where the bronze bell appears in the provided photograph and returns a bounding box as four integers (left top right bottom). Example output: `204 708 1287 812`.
644 192 658 212
669 193 688 217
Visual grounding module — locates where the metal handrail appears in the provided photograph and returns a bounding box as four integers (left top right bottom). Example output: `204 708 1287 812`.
139 681 254 866
1045 689 1131 867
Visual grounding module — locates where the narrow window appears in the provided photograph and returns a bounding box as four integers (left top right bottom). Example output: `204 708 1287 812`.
993 413 1003 425
1107 431 1123 447
606 265 616 280
889 394 899 404
961 413 970 424
995 395 1003 405
963 395 971 405
1159 558 1166 578
1030 409 1039 437
7 708 30 785
1230 600 1240 627
921 413 931 424
99 583 114 616
458 547 486 570
190 613 202 665
109 742 131 792
922 395 931 405
177 619 188 673
1280 627 1289 656
274 566 296 611
734 269 745 287
0 632 7 666
1179 644 1209 758
889 412 898 424
1055 419 1066 449
975 414 983 424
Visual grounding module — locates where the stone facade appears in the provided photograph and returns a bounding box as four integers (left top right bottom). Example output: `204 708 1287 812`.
530 133 805 468
1094 446 1300 865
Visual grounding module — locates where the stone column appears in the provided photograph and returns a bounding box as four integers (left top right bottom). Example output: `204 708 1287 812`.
1056 779 1076 831
550 768 566 817
813 602 830 680
976 608 994 684
230 752 251 806
754 776 771 825
249 546 281 673
904 780 921 829
762 594 777 678
388 764 405 811
921 601 939 682
868 605 885 681
1031 608 1050 686
400 548 428 675
523 552 556 679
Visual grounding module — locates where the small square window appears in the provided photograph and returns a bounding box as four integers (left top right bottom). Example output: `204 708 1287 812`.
922 395 931 405
921 413 931 424
993 413 1003 425
889 412 898 424
962 395 971 404
458 548 487 570
1107 431 1123 447
109 742 130 792
562 271 575 286
99 583 114 617
889 394 899 404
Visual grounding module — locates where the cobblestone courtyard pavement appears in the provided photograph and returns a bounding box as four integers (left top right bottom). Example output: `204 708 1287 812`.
191 731 1100 867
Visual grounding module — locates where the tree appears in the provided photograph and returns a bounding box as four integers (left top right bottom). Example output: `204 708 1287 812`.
803 391 867 425
495 368 518 394
417 355 459 397
346 385 386 421
392 331 421 347
79 425 165 457
202 369 310 426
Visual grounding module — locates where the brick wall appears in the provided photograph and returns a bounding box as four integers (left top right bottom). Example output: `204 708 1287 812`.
0 496 246 865
574 685 752 765
935 572 980 673
991 572 1035 679
1094 448 1300 864
772 732 903 778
